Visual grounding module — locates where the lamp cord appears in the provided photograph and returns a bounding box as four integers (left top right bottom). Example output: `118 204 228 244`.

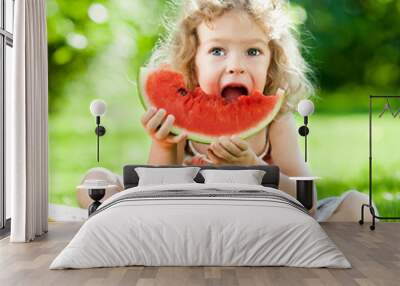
96 116 100 163
304 116 308 163
305 133 307 162
97 125 100 162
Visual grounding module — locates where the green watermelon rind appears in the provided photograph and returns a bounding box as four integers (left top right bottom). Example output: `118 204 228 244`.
138 67 284 144
138 67 152 110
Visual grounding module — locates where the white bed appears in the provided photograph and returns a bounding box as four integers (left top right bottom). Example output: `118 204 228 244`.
50 183 351 269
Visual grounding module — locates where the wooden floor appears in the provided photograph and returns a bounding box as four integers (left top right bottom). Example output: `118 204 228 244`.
0 222 399 286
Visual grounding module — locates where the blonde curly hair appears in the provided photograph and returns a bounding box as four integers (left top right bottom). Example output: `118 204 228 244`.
147 0 314 114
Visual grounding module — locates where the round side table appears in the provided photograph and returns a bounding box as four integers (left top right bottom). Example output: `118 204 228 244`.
289 176 321 210
77 180 116 216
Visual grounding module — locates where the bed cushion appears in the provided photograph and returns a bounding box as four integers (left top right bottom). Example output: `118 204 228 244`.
123 165 280 189
135 167 200 186
200 169 265 185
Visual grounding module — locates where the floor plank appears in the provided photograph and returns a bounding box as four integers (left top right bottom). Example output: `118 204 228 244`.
0 222 399 286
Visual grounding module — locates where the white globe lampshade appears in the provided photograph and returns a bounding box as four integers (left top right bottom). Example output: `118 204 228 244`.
90 99 107 116
297 99 314 116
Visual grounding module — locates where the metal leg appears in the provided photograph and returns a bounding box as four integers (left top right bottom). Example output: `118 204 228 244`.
360 202 400 230
369 206 376 231
359 203 368 225
88 188 105 216
359 203 376 230
88 201 102 216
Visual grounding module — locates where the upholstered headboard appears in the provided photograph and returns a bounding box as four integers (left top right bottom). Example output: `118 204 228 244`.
123 165 280 189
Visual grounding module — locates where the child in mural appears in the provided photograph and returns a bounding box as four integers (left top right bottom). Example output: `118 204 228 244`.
138 0 377 222
77 0 376 222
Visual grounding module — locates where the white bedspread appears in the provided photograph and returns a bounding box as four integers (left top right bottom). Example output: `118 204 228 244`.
50 183 351 269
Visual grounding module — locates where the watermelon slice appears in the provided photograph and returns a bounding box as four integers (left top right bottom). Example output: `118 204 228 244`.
138 67 284 143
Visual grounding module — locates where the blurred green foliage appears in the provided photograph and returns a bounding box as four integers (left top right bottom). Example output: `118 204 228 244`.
47 0 166 113
47 0 400 216
290 0 400 115
295 0 400 93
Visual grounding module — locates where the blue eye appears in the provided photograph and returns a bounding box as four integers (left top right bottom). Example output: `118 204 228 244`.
247 48 261 56
210 47 225 56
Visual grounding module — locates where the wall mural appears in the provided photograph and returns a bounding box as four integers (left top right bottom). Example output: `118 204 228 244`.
47 0 400 221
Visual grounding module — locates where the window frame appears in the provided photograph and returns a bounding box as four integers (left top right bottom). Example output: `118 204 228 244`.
0 0 14 236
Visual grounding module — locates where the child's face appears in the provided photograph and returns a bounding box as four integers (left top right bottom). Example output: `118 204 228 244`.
195 10 271 101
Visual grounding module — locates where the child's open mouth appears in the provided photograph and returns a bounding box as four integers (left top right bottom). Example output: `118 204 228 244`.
221 84 249 102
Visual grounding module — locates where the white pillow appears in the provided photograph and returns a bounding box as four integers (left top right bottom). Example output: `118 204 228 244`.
200 169 266 185
135 167 200 186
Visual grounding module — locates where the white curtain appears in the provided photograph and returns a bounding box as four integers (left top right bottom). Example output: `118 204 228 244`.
7 0 48 242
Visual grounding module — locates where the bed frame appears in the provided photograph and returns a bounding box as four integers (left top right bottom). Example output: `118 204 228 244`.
123 165 280 189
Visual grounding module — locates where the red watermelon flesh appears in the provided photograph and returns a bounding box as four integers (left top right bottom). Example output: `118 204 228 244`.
138 68 284 143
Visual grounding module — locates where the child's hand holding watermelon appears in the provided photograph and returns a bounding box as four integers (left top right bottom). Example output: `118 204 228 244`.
141 106 187 150
207 136 264 166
